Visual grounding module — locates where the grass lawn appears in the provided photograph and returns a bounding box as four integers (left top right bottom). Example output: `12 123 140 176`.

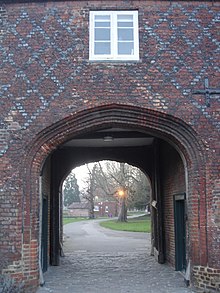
63 217 88 225
127 211 147 216
100 215 151 233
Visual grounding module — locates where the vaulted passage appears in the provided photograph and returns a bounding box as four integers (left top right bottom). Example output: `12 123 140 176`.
39 124 189 286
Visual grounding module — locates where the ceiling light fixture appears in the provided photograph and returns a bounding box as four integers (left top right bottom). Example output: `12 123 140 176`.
103 136 114 142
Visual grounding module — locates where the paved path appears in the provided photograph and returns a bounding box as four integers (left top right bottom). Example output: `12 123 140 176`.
37 219 197 293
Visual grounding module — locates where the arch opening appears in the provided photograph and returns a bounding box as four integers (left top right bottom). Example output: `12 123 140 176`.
62 160 151 221
22 105 207 289
39 129 190 282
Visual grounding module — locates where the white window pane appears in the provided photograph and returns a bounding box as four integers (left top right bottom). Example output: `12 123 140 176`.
95 21 110 28
95 15 110 21
90 11 139 60
118 21 133 28
117 15 133 21
95 28 110 41
118 42 134 55
95 42 111 54
118 29 134 41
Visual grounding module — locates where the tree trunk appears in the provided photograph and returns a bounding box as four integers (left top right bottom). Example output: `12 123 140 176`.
118 197 127 222
89 198 95 219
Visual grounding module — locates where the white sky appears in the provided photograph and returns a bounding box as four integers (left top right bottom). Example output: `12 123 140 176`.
70 163 95 191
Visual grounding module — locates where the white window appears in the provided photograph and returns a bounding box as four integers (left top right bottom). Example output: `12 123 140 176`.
89 11 139 61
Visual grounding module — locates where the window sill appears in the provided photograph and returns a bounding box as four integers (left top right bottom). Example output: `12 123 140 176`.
88 59 142 64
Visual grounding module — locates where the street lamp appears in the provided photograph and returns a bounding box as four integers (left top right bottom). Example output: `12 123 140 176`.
118 189 125 198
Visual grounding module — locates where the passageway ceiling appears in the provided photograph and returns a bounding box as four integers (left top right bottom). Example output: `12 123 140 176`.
61 128 154 148
51 128 156 183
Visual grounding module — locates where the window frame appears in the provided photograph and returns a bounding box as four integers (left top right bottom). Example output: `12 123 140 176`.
89 10 139 61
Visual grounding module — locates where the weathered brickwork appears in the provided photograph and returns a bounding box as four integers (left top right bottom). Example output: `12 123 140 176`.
161 143 186 267
0 6 7 39
1 240 39 291
193 266 220 292
0 1 219 292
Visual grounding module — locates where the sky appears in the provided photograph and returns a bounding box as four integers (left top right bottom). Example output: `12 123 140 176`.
70 163 95 191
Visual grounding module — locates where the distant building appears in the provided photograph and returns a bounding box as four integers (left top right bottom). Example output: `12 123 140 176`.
94 201 118 217
67 202 90 217
67 200 118 218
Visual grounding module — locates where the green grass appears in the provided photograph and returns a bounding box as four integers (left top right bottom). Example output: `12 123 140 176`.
63 217 88 225
100 215 151 233
127 211 146 216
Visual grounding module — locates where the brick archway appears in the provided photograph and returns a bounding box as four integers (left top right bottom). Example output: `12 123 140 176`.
27 103 205 166
23 104 207 289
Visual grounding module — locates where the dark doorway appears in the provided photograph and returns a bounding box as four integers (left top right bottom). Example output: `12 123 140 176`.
174 193 186 272
41 196 48 273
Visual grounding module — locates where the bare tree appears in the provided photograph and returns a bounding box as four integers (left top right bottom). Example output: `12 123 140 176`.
93 161 150 222
80 161 151 222
81 164 98 219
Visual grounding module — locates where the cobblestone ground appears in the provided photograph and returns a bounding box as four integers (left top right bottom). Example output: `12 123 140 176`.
37 220 197 293
37 251 197 293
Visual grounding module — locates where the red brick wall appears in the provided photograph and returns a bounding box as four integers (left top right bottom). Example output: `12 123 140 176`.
96 201 118 217
0 1 219 291
68 208 89 217
160 142 186 267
